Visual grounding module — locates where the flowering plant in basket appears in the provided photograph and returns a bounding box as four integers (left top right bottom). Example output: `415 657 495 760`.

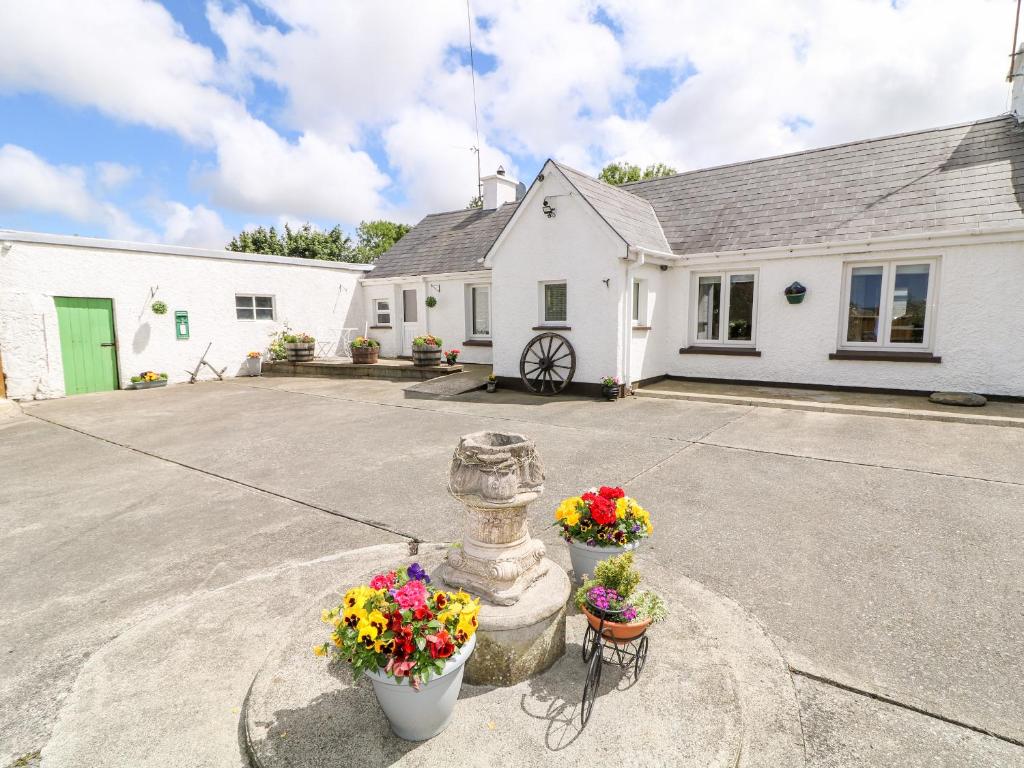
412 334 442 348
555 485 652 546
314 562 481 688
575 552 667 626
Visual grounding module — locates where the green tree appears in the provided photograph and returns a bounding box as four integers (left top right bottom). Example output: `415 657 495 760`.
598 162 677 186
466 196 483 209
352 219 412 263
227 223 354 261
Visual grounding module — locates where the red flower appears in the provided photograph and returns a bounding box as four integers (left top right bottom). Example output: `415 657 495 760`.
434 592 448 609
369 571 396 591
427 630 455 659
413 605 434 621
589 496 617 525
598 486 625 500
387 612 405 632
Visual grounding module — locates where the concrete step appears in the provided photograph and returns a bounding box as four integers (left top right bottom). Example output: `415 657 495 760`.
636 386 1024 429
263 360 461 381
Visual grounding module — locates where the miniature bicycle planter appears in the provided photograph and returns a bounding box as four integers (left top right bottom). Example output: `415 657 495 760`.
579 601 651 728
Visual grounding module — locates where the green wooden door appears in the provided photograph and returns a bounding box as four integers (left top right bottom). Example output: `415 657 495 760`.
54 297 119 395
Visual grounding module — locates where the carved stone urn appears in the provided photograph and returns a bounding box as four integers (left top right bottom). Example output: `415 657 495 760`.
441 431 550 606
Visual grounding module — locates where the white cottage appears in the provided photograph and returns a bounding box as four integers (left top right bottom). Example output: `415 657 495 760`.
368 115 1024 398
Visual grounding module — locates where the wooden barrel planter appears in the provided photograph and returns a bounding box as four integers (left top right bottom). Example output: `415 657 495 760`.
412 344 442 367
285 342 315 362
350 345 379 364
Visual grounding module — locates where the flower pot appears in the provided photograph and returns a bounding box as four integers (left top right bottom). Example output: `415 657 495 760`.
131 379 167 390
601 385 619 401
245 357 262 377
285 342 315 362
486 382 496 393
363 634 476 741
581 605 652 644
785 293 806 304
412 345 442 367
568 538 640 582
351 346 379 364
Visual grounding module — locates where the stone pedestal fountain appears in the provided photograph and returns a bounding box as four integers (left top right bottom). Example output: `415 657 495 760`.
441 431 570 686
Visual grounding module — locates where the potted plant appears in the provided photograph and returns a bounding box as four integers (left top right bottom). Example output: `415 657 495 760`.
784 281 807 304
314 563 481 742
575 552 667 643
350 336 380 364
600 376 620 401
245 351 262 376
425 296 437 308
411 334 443 367
444 348 461 366
284 333 315 362
151 300 168 315
130 371 168 389
486 373 497 393
555 486 653 581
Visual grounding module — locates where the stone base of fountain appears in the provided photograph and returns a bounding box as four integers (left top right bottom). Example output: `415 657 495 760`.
461 559 570 686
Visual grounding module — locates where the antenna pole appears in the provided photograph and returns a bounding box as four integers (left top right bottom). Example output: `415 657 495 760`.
466 0 482 202
1010 0 1022 81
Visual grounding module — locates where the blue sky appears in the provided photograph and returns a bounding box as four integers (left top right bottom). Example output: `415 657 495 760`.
0 0 1014 248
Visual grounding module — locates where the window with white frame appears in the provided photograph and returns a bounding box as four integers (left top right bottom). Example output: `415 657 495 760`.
236 294 275 321
632 279 646 325
541 281 567 324
842 259 936 348
470 285 490 337
693 271 757 344
373 298 391 326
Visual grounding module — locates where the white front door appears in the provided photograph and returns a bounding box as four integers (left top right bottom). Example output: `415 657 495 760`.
401 286 424 354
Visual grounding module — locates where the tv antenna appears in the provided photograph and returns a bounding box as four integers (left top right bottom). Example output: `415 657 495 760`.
466 0 482 203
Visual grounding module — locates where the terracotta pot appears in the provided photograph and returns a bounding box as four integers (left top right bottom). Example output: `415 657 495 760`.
581 605 651 644
351 345 379 364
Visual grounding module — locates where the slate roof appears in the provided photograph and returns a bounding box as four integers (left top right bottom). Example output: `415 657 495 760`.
623 115 1024 255
553 162 672 253
369 115 1024 277
368 203 518 278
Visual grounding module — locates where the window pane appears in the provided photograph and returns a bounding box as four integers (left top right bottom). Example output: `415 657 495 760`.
472 287 490 335
236 296 254 309
236 306 255 320
403 289 418 322
727 274 754 341
544 283 566 322
890 264 929 344
255 307 274 320
632 281 640 322
254 296 273 309
696 276 721 340
847 266 883 342
375 300 390 325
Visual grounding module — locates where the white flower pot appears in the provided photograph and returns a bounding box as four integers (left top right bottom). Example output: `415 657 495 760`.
245 357 262 376
568 538 640 582
363 633 476 741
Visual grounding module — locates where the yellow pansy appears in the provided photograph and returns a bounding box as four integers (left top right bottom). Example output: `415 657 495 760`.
615 497 630 520
343 605 367 628
564 509 581 526
367 610 387 634
646 521 653 534
344 586 373 610
555 497 583 522
313 644 327 657
457 612 478 639
454 590 472 604
357 620 379 647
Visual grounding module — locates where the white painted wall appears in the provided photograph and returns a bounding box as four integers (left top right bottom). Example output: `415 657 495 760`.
490 166 627 384
657 242 1024 397
360 273 494 364
0 235 367 400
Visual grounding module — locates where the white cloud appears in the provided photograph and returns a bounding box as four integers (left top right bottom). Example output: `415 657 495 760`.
95 162 140 191
0 145 102 222
0 0 1016 235
158 201 231 248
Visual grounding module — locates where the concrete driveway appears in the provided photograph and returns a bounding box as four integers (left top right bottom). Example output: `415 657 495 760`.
1 377 1022 767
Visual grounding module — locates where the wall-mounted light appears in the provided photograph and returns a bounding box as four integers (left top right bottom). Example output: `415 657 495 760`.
430 283 441 292
542 197 556 218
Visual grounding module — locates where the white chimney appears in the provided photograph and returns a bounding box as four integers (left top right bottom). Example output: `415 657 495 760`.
1012 43 1024 123
481 165 518 210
